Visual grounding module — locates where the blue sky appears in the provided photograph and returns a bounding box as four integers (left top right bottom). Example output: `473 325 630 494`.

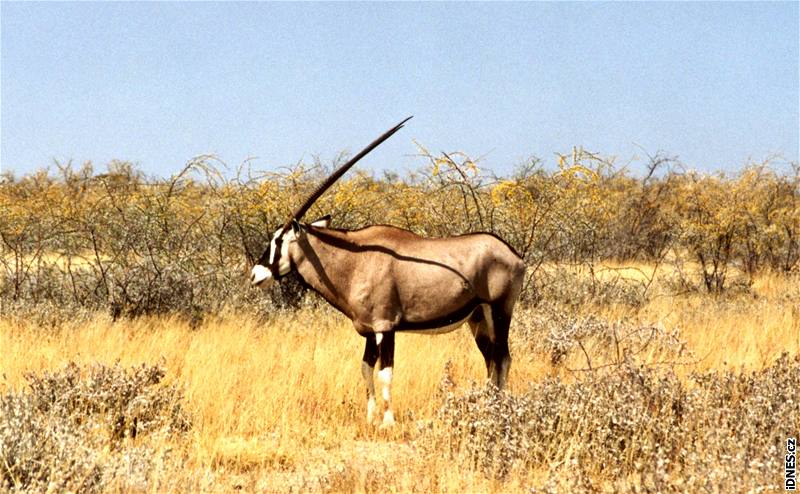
1 2 798 178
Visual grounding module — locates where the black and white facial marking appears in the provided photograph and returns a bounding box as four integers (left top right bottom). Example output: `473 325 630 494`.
250 216 331 288
251 227 293 288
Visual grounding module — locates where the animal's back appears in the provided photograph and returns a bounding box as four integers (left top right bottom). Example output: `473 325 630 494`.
337 225 524 303
343 225 520 260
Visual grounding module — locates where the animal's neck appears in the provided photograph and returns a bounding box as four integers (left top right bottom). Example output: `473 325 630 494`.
290 228 355 317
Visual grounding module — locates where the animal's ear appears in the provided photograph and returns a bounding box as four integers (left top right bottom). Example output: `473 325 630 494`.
310 214 331 228
291 219 302 235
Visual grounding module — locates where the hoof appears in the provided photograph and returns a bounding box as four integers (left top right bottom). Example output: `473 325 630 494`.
379 410 395 429
366 397 377 425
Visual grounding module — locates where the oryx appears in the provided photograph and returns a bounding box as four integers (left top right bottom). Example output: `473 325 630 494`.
251 118 525 427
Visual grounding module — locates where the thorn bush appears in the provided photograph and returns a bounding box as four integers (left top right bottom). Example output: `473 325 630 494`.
427 353 799 491
0 362 190 492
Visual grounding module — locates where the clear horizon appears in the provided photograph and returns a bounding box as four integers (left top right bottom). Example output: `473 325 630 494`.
1 2 798 178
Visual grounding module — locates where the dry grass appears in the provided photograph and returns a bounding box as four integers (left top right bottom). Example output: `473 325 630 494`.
1 310 524 491
536 263 799 371
1 269 797 492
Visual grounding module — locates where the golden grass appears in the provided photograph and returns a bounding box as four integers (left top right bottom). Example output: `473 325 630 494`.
0 310 521 491
536 261 796 364
588 269 799 372
1 269 796 492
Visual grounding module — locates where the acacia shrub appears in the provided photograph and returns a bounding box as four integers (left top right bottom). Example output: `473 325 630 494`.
2 154 798 317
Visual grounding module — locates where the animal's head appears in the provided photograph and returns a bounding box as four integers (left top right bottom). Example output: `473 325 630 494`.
250 115 411 289
250 215 331 288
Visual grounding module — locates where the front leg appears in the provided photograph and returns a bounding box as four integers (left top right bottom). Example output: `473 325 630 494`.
361 334 379 424
376 331 396 428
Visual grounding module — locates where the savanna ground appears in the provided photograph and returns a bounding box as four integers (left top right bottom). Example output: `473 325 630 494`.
1 153 799 492
3 264 798 493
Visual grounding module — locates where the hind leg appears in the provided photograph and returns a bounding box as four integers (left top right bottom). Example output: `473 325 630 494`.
468 305 495 380
489 307 512 389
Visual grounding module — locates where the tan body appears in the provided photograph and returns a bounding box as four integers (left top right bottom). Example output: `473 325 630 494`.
290 225 524 337
255 220 525 427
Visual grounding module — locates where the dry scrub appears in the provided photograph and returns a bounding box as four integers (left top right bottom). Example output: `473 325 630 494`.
2 155 798 321
1 362 189 492
434 355 799 491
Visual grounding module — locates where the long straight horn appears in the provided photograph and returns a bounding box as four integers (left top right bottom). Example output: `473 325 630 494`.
281 116 413 233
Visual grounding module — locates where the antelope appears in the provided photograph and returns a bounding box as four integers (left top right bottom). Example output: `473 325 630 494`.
250 117 525 427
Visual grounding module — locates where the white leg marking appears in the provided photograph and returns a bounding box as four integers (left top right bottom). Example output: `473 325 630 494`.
378 367 392 401
361 360 377 424
375 333 383 346
377 366 395 428
367 396 377 424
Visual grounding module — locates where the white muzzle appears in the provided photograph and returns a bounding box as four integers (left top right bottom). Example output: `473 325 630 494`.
250 264 274 288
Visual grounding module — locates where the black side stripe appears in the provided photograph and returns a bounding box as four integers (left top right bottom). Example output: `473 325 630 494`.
397 299 484 331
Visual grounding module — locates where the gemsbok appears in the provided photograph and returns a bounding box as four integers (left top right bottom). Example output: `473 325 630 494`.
251 117 525 427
